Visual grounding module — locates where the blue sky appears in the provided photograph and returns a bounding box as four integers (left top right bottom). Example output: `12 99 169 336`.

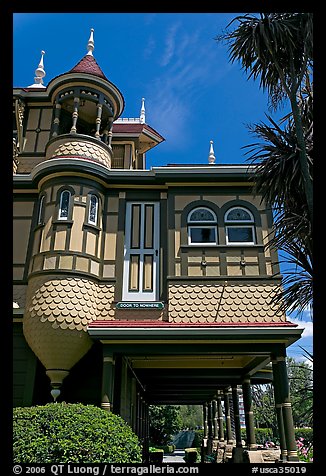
13 12 312 363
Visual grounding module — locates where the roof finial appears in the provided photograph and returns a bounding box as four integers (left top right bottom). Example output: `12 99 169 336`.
28 50 46 88
208 140 216 164
86 28 95 56
140 98 146 124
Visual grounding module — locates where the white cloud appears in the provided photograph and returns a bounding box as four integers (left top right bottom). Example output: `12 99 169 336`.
160 23 180 67
146 24 233 147
289 317 313 338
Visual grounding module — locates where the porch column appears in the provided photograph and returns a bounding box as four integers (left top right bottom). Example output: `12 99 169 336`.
203 403 208 439
217 393 225 442
232 385 243 448
272 357 287 461
273 356 299 462
242 378 256 449
212 400 219 443
101 348 115 412
223 388 233 444
207 401 213 454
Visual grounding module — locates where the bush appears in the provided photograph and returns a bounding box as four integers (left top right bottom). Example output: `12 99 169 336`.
13 403 142 463
148 448 164 463
155 445 175 453
294 428 313 446
191 429 204 448
184 448 200 463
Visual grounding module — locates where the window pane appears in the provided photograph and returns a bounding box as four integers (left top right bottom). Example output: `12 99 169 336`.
58 191 70 220
129 255 140 291
131 204 141 248
189 208 215 222
226 208 252 221
190 227 216 243
144 205 154 249
227 227 253 243
89 195 98 225
38 195 45 224
143 254 153 291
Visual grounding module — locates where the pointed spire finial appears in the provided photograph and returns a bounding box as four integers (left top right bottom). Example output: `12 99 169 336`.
140 97 146 124
86 28 95 56
28 50 46 88
208 140 216 164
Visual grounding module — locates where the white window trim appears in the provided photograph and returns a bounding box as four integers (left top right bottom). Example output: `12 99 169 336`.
225 225 256 246
188 225 218 246
187 207 218 246
58 190 71 221
88 194 99 226
37 195 45 225
225 206 254 223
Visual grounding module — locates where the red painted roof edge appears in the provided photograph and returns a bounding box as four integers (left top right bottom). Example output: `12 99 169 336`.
88 320 298 328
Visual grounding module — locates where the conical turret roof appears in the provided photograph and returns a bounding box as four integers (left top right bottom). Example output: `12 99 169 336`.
68 28 107 80
69 54 108 80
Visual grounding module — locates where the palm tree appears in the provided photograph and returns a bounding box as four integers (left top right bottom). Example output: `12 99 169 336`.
216 13 313 315
243 78 312 314
216 12 313 220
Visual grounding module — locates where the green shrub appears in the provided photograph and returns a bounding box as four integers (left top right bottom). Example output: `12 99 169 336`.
191 429 204 448
13 403 142 463
294 428 313 446
155 445 175 453
184 448 200 463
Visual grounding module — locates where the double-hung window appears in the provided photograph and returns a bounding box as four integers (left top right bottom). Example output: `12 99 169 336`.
58 190 71 221
87 194 99 226
225 207 255 245
188 207 218 245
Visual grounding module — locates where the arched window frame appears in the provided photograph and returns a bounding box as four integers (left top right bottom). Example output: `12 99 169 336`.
224 206 256 245
87 193 99 226
187 207 218 245
58 189 71 221
37 194 46 226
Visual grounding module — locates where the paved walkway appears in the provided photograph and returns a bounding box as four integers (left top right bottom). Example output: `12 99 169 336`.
163 449 186 463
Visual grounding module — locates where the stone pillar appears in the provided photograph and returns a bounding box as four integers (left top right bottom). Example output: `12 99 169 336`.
232 385 243 448
217 393 225 442
273 356 299 462
242 379 256 449
101 349 115 412
223 388 233 444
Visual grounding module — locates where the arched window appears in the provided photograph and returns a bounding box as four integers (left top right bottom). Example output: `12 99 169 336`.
37 195 45 225
188 207 218 245
225 207 255 245
88 194 99 226
58 190 71 220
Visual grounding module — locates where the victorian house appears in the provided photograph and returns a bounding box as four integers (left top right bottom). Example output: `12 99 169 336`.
13 30 303 463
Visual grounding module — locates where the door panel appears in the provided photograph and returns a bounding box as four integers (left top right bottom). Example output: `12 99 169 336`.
122 202 159 301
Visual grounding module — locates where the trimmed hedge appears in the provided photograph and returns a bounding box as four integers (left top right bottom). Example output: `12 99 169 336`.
13 403 142 463
184 448 200 463
155 445 176 453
